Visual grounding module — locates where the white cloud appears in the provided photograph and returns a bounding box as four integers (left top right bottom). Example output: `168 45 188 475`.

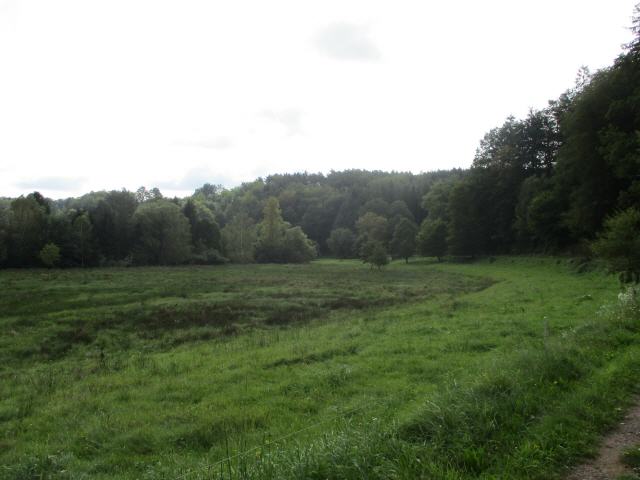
314 23 380 61
15 176 86 192
260 108 304 136
0 0 637 198
0 0 18 15
154 166 234 193
175 136 233 150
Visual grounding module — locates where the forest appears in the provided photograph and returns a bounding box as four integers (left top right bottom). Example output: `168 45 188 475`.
1 16 639 272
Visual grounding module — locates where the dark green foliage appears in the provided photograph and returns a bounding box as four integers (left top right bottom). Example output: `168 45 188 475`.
362 240 389 269
390 217 417 263
327 228 356 259
332 193 361 230
221 212 257 263
421 178 456 221
360 198 390 218
464 111 560 253
135 186 163 203
190 247 227 265
90 190 137 262
183 199 221 250
355 212 388 246
417 218 448 260
44 212 74 267
592 208 640 283
554 49 640 240
353 212 388 264
182 199 224 264
39 243 61 268
255 197 287 263
283 226 317 263
473 113 557 175
514 176 567 251
299 190 343 253
70 212 95 267
0 209 7 265
132 200 192 265
389 199 414 221
447 174 493 256
7 194 48 266
255 197 317 263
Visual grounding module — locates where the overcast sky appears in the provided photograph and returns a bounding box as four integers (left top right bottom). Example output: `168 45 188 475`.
0 1 637 199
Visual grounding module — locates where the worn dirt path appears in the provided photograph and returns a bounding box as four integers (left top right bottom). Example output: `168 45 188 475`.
567 400 640 479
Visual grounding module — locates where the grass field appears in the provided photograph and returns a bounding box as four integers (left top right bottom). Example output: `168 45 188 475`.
1 258 639 479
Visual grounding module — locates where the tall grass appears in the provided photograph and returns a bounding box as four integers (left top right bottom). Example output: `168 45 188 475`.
0 258 637 479
214 286 640 479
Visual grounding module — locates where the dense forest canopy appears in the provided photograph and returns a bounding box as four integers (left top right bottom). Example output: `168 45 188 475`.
1 8 639 269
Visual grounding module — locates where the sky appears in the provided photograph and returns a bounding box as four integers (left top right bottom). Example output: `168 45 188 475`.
0 1 637 199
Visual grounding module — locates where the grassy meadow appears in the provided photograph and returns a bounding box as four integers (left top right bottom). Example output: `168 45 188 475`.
1 258 639 479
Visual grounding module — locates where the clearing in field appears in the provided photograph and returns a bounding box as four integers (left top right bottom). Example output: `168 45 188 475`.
1 257 639 479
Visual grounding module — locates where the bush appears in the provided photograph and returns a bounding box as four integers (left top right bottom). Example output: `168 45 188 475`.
362 240 389 270
190 248 228 265
282 227 317 263
39 243 61 268
592 208 640 283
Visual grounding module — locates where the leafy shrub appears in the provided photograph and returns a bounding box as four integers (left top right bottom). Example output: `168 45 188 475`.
361 240 389 270
39 243 61 268
592 208 640 283
282 226 317 263
190 248 228 265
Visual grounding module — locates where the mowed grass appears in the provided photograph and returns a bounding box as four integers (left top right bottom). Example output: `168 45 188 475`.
0 258 638 479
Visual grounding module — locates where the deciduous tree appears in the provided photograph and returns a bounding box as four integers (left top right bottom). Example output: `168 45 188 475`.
255 197 287 263
362 240 389 270
222 212 257 263
39 243 61 268
417 218 448 261
132 200 192 265
390 217 417 263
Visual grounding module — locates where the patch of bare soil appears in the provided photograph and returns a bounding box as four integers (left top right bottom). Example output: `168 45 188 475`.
567 400 640 480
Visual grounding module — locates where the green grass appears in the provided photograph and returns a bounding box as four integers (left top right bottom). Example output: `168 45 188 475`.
621 444 640 479
0 257 638 479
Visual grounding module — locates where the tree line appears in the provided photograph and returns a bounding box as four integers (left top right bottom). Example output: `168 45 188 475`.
1 7 638 273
